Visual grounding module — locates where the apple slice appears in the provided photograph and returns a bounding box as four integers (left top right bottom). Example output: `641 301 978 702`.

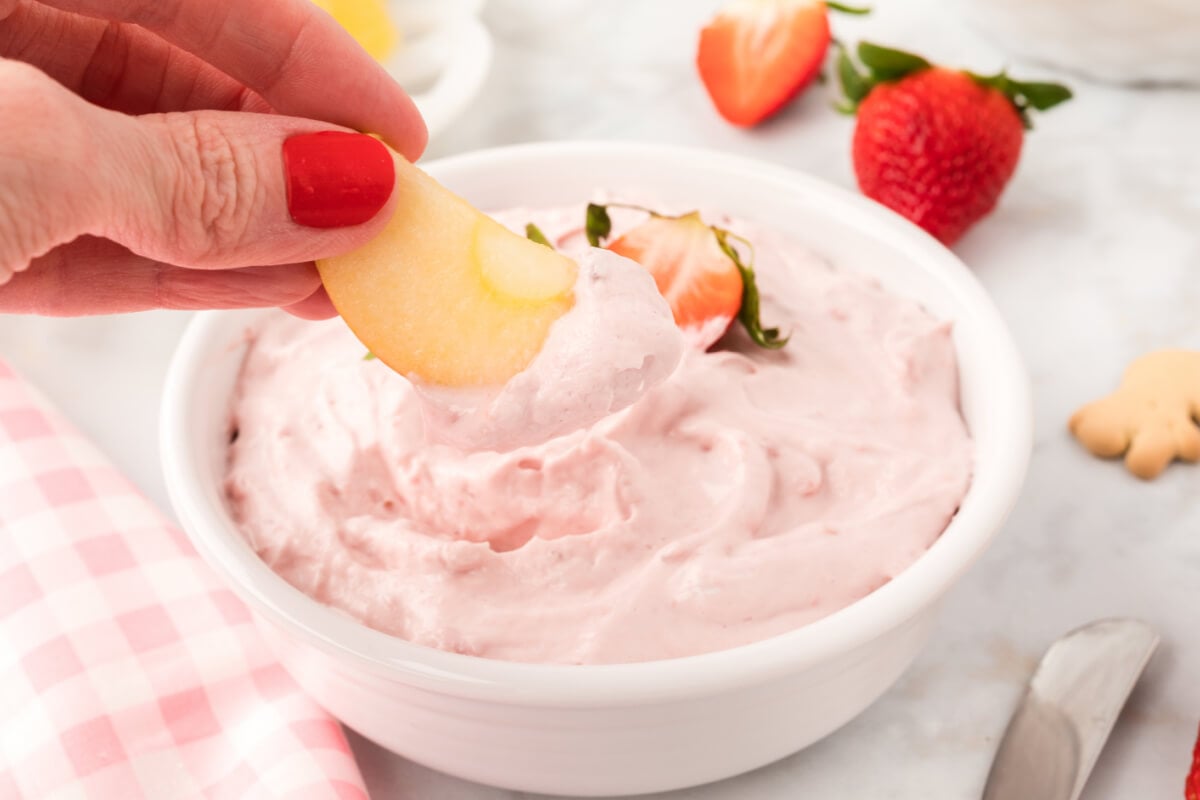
316 154 578 386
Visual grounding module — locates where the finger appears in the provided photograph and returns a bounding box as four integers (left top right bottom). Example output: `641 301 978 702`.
0 0 268 115
0 237 320 315
35 0 426 158
0 60 398 281
1124 429 1175 480
282 286 337 321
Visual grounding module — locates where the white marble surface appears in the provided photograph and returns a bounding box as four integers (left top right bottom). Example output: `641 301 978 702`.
2 0 1199 797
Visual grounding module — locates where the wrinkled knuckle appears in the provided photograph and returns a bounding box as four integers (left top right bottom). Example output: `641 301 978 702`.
160 113 257 261
0 62 90 275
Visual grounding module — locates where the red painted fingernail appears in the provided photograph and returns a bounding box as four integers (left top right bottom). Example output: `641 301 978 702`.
283 132 395 228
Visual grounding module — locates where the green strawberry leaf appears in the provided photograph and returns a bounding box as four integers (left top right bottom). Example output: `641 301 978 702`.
826 1 872 13
1013 80 1073 110
713 229 788 350
525 222 553 248
966 70 1073 128
965 70 1011 93
585 203 612 247
836 44 872 108
857 41 930 81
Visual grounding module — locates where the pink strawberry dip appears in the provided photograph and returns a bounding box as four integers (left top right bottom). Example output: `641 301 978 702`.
225 202 973 665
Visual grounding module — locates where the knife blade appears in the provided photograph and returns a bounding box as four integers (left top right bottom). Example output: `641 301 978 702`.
982 618 1159 800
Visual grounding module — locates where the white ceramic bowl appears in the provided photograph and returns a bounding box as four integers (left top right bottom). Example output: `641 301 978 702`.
384 0 492 140
161 142 1032 797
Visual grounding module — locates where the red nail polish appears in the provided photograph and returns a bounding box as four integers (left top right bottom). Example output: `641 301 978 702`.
283 132 395 228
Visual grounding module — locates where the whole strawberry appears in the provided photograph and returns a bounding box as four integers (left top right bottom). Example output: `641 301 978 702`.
838 43 1071 245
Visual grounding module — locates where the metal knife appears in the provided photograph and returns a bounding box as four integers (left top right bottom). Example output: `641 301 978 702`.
982 618 1159 800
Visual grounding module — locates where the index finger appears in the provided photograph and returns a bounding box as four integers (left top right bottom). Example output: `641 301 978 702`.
35 0 427 159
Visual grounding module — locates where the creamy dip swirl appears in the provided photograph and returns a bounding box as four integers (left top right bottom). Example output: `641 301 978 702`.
225 202 973 665
412 245 684 451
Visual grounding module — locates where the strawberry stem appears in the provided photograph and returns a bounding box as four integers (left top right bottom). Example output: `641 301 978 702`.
826 1 871 14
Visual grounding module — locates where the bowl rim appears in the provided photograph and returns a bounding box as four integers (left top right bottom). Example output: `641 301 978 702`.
160 140 1032 707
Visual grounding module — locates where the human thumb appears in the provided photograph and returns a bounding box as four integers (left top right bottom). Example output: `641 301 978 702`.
0 59 398 282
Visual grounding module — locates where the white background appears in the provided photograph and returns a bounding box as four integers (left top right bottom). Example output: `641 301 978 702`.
2 0 1198 797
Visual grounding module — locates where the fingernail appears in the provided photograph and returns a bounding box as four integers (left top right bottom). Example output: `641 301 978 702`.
283 132 395 228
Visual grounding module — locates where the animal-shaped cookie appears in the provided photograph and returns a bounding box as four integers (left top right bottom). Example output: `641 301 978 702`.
1069 350 1200 479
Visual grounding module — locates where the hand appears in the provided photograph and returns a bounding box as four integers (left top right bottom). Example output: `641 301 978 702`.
0 0 426 318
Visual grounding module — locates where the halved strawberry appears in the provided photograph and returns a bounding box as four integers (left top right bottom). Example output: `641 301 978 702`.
587 204 786 350
697 0 849 127
610 212 742 336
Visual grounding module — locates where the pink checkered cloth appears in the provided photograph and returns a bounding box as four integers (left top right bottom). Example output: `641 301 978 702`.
0 360 368 799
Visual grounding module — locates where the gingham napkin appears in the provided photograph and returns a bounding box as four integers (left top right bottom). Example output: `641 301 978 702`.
0 359 368 799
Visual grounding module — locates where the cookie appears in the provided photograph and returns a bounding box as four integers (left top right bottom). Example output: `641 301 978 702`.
1069 349 1200 479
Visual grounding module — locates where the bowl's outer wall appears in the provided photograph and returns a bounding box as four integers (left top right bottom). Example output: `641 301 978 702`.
161 143 1031 795
257 607 940 796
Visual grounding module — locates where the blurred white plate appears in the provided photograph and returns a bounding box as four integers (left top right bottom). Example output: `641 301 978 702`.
384 0 492 139
956 0 1200 85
